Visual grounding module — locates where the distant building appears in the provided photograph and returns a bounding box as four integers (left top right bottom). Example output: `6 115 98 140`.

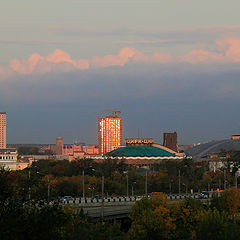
105 138 185 166
98 115 122 155
0 148 31 170
231 135 240 140
163 132 179 152
0 112 6 148
63 144 99 157
56 136 63 155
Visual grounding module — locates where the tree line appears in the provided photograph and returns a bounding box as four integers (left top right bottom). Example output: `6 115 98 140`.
1 165 240 239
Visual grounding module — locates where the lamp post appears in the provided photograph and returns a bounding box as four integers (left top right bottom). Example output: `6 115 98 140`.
28 168 31 201
101 175 104 222
126 171 129 197
169 179 173 194
235 171 238 188
82 169 85 199
224 169 226 190
145 169 148 197
37 171 50 202
178 169 181 196
183 183 187 194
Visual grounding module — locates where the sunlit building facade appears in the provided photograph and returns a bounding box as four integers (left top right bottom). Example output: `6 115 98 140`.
0 112 6 148
98 116 122 155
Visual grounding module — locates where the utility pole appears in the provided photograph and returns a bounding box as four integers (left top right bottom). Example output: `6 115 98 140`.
145 170 148 196
101 176 104 221
224 169 226 190
178 169 181 196
82 169 85 198
235 171 238 188
126 172 129 197
47 177 50 203
28 169 31 201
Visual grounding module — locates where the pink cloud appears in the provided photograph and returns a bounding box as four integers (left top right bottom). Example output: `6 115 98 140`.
131 51 172 63
217 38 240 62
10 49 89 75
178 38 240 64
90 48 136 68
1 37 240 78
178 49 223 64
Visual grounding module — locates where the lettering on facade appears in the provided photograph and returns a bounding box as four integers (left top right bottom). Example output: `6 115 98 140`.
125 138 154 145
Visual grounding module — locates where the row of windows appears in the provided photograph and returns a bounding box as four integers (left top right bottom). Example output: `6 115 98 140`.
0 156 15 160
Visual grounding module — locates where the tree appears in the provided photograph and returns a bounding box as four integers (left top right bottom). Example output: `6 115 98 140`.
129 193 175 240
196 208 240 240
171 198 205 240
212 187 240 218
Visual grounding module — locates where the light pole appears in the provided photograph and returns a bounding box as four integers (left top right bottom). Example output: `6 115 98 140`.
82 169 85 199
126 171 129 198
224 169 226 190
145 169 148 196
28 168 31 201
235 171 238 188
178 169 181 196
37 171 50 202
101 175 104 222
169 179 173 194
183 183 187 194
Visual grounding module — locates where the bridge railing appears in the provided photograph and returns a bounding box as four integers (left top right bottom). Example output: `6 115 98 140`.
61 193 217 205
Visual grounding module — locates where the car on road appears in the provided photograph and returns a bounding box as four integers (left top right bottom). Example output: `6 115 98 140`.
60 196 73 202
198 191 209 199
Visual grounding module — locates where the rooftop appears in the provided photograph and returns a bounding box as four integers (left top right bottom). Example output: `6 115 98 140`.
106 145 176 157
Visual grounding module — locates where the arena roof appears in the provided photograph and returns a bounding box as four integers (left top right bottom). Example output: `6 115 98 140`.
106 145 176 157
185 139 240 158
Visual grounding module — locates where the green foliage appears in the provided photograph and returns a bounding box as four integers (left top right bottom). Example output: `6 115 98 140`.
171 198 205 240
196 208 240 240
129 194 175 240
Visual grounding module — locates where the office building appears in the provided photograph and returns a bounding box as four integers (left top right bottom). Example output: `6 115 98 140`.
0 112 6 148
98 115 122 155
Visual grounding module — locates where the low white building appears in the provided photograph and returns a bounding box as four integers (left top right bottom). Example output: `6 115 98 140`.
0 148 30 170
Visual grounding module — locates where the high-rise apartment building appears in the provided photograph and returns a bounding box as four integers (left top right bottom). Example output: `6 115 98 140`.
98 116 122 155
0 112 6 148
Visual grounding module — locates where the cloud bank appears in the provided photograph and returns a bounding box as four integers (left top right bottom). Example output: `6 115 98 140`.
1 38 240 78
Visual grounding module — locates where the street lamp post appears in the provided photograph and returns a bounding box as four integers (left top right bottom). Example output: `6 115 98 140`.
82 169 85 199
169 179 173 194
37 171 50 202
235 171 238 188
126 171 129 198
145 169 148 196
101 175 104 222
28 169 31 201
224 169 226 190
178 169 181 196
183 183 187 194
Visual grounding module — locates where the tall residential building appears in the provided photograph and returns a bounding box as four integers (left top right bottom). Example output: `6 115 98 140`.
0 112 6 148
98 116 122 155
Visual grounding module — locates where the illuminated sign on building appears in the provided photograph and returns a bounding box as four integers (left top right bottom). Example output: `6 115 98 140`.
125 138 154 145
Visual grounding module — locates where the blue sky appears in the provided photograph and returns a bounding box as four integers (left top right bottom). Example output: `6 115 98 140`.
1 0 240 144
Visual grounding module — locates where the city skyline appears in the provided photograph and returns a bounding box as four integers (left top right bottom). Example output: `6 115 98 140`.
1 1 240 144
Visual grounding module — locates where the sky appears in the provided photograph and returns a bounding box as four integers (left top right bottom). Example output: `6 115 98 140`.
1 0 240 145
